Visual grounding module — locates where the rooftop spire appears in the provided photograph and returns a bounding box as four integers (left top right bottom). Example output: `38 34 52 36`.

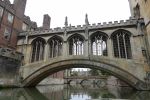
65 16 68 27
85 13 89 26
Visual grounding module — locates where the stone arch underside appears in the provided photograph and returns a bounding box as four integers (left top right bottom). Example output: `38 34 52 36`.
21 56 148 90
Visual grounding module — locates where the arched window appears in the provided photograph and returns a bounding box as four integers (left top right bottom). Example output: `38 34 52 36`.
112 30 132 59
91 32 107 56
31 38 45 62
69 35 84 55
48 36 63 58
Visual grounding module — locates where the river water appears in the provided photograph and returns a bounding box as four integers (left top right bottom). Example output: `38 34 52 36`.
0 84 150 100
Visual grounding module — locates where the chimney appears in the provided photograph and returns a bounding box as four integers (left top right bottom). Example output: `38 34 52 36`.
42 14 51 30
13 0 27 18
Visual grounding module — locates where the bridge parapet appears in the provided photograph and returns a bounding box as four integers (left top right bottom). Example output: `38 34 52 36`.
18 18 137 36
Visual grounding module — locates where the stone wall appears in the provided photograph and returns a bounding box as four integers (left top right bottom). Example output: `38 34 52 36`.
0 47 22 87
128 0 150 63
39 78 64 85
107 76 128 87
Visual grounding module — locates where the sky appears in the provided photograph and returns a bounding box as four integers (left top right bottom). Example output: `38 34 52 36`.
10 0 131 28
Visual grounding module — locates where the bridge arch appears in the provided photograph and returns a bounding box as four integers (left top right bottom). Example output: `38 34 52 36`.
30 37 46 44
90 31 108 38
47 35 63 42
21 57 146 90
67 33 86 41
111 29 133 37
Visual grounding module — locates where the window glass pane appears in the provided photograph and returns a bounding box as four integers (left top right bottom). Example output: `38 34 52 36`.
8 12 14 23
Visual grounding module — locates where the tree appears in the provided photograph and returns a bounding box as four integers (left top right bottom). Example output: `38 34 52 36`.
89 69 100 76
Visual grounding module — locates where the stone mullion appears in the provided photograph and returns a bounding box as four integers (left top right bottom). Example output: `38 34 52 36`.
123 33 127 59
75 39 77 55
72 38 74 55
52 40 54 58
95 37 98 55
79 41 81 55
82 42 84 55
34 41 38 62
101 37 103 56
58 42 60 56
79 42 81 55
59 42 62 56
61 42 63 56
117 34 121 58
77 39 79 55
39 41 42 61
57 40 59 56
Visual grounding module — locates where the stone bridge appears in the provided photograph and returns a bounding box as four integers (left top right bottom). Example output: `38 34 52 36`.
20 55 149 90
64 76 107 84
17 17 150 90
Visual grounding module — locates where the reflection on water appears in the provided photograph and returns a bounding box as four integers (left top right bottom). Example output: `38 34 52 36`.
0 84 150 100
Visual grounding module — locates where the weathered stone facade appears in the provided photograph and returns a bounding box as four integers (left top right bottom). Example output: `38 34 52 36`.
1 0 150 90
0 47 22 87
128 0 150 63
17 16 150 90
17 17 147 64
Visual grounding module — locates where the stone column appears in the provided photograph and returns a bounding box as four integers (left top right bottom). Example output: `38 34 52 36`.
62 41 68 57
24 44 32 65
44 43 49 61
107 38 113 58
130 36 137 60
84 40 89 57
0 48 23 87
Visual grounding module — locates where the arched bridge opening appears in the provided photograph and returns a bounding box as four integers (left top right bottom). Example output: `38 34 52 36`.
20 57 148 90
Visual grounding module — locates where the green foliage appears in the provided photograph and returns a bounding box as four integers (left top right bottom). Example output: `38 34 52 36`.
89 69 111 76
100 70 111 76
89 69 100 76
71 71 78 76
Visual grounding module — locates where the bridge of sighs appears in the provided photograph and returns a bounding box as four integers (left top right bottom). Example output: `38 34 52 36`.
17 17 150 90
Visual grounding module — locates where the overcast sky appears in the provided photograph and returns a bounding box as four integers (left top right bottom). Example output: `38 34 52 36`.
10 0 131 28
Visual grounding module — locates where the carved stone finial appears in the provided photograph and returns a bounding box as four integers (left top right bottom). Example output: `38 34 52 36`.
65 16 68 27
85 13 89 26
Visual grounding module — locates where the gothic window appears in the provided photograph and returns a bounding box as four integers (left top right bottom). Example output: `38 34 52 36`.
112 30 132 59
91 32 107 56
69 35 84 55
31 38 45 62
7 12 14 23
0 6 4 19
48 36 63 58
